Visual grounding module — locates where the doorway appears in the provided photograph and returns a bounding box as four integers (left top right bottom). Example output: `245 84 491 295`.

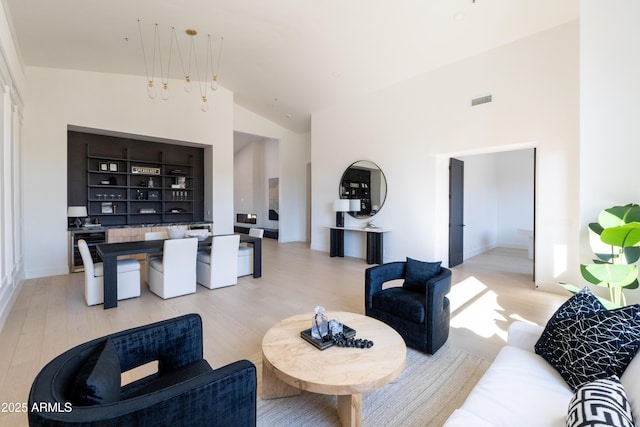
448 148 535 280
233 131 280 238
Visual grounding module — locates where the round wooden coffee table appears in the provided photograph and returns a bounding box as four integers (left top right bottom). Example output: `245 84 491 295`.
261 311 406 427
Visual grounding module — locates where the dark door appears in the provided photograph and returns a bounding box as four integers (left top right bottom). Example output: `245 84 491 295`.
449 158 464 267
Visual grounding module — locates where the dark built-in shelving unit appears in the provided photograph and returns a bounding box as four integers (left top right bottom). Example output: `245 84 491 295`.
68 131 205 227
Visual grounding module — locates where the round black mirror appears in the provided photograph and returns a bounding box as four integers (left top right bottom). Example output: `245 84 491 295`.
339 160 387 219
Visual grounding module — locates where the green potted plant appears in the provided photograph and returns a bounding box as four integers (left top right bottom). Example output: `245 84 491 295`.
561 203 640 307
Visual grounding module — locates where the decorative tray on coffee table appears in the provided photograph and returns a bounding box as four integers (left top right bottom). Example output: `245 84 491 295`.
300 324 356 350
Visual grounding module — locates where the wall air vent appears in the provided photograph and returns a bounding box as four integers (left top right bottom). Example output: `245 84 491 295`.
471 95 492 106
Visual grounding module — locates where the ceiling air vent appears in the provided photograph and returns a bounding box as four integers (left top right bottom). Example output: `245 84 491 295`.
471 95 492 107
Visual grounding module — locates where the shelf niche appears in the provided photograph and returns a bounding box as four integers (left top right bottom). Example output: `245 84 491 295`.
67 130 205 227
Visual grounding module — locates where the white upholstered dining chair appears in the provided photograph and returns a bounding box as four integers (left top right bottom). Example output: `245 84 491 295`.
77 239 141 306
197 234 240 289
144 230 169 284
238 228 264 277
148 237 198 299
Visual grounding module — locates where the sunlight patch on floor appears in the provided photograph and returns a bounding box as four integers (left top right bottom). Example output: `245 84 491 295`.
449 276 508 341
509 313 532 323
448 276 486 312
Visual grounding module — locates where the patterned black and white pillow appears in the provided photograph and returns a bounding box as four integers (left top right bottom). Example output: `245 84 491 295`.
538 304 640 391
567 376 637 427
535 287 606 355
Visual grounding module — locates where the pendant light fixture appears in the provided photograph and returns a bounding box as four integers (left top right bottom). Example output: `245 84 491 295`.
137 20 224 112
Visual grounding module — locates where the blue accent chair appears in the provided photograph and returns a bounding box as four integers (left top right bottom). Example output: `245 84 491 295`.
365 261 452 354
28 313 256 426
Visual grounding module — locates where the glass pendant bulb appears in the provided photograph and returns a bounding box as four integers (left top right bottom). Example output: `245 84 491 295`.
184 76 192 93
210 75 219 91
161 83 169 100
147 80 156 99
200 96 208 112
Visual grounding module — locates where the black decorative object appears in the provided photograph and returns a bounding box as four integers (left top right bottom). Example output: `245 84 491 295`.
331 333 374 349
300 324 356 350
333 199 349 227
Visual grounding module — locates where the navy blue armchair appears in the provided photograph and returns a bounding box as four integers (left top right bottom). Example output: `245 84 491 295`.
365 260 452 354
28 313 256 426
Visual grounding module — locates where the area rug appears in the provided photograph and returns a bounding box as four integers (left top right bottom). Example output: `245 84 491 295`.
256 344 490 426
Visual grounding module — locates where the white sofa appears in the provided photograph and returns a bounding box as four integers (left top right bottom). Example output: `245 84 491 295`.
444 320 640 427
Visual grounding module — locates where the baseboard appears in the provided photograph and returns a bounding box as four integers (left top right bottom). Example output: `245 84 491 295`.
25 266 70 279
464 244 496 260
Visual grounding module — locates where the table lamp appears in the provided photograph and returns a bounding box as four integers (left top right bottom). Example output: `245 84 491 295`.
333 199 350 227
68 206 87 228
349 199 361 215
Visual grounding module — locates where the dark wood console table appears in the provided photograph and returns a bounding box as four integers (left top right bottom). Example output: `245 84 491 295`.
97 235 261 309
328 226 388 265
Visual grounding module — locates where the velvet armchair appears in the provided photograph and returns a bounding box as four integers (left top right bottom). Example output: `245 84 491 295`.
365 259 452 354
28 313 256 426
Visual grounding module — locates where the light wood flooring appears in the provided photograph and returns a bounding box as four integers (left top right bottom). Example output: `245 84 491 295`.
0 240 567 426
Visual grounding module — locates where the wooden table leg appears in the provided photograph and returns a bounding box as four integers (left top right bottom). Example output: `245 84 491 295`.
261 355 301 399
337 393 362 427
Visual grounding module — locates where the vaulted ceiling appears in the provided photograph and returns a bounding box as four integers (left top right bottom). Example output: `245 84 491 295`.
3 0 578 133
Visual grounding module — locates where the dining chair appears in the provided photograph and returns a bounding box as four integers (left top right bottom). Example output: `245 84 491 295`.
149 237 198 299
77 239 141 306
196 234 240 289
144 231 169 285
197 234 240 289
238 228 264 277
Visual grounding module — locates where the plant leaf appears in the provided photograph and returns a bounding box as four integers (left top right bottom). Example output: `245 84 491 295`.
601 222 640 248
623 246 640 264
599 204 640 228
626 278 639 290
580 263 638 287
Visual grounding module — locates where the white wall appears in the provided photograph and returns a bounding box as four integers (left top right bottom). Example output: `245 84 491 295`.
0 4 25 330
460 153 498 258
496 149 534 249
234 104 310 243
311 22 579 293
580 1 640 302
